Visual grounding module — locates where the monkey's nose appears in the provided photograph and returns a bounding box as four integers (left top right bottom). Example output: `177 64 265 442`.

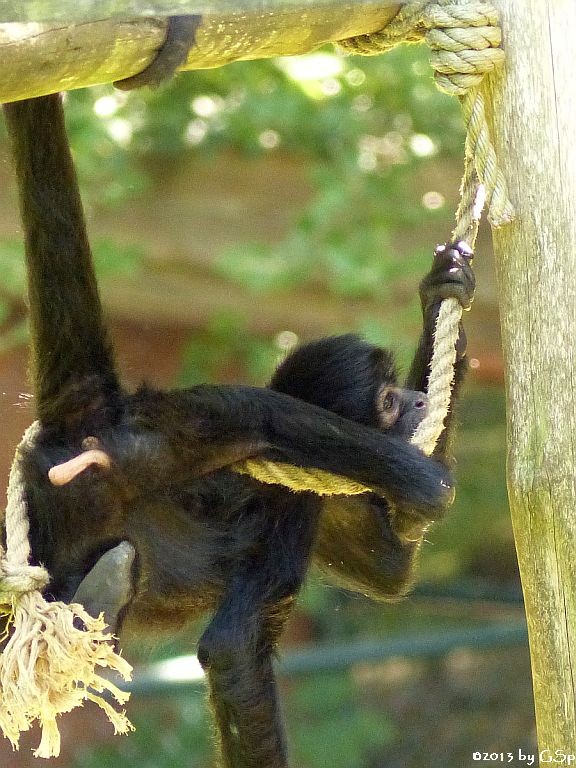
411 391 428 411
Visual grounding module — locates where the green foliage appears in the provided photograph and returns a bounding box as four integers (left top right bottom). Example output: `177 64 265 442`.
424 385 511 580
74 698 212 768
61 89 148 206
70 671 394 768
215 170 428 300
0 238 26 295
0 236 141 293
0 237 142 352
3 45 464 223
287 673 395 768
1 45 464 362
177 311 279 385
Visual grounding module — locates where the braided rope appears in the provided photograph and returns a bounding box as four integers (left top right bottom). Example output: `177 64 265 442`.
409 297 462 455
0 423 49 604
235 459 372 496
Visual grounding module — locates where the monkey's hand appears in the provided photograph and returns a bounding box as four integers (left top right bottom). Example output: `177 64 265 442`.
420 241 475 313
391 507 432 543
388 452 455 543
419 241 475 360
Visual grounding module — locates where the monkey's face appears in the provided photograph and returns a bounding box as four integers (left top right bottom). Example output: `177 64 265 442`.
377 385 428 438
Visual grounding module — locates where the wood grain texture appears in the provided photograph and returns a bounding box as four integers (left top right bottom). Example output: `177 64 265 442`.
487 0 576 753
0 0 404 24
0 4 400 101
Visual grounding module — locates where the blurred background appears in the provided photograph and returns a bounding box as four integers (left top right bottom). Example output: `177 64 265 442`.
0 44 535 768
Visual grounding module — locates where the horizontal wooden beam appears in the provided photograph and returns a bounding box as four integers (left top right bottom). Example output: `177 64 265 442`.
0 3 401 101
0 1 405 24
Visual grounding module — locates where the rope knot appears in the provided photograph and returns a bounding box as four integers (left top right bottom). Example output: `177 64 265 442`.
423 4 505 96
0 561 50 604
340 2 505 97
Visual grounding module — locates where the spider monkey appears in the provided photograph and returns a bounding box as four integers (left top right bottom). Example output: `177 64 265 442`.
1 93 474 768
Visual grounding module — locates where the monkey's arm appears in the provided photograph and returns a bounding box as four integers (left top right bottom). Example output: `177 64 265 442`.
405 242 475 458
120 385 453 518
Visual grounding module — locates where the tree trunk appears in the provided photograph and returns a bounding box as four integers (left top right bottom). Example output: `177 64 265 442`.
487 0 576 756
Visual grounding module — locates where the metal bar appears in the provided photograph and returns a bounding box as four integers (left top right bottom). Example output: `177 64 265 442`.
126 622 528 696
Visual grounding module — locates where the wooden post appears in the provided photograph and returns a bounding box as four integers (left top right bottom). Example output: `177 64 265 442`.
486 0 576 756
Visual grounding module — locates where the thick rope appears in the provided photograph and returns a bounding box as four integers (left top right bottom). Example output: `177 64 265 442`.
0 423 133 758
0 425 49 604
410 297 462 454
234 459 372 496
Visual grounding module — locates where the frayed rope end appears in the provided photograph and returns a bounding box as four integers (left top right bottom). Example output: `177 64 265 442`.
0 590 133 758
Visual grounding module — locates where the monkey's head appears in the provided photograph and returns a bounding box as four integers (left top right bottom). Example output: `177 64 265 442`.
376 384 427 438
270 333 428 438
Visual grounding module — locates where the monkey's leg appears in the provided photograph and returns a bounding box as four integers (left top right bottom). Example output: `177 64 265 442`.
139 385 453 516
314 495 420 600
197 493 319 768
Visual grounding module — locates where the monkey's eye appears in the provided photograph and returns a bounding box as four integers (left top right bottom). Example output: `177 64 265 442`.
378 386 401 429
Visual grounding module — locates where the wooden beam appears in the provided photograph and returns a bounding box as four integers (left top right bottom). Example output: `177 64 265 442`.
0 3 400 101
488 0 576 753
0 0 405 24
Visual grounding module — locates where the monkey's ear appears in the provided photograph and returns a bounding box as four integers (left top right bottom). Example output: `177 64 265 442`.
71 541 136 633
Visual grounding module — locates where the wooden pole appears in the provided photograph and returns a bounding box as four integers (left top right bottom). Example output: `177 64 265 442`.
0 3 399 101
486 0 576 756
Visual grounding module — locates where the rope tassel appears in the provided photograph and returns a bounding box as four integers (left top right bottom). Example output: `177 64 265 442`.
0 424 133 758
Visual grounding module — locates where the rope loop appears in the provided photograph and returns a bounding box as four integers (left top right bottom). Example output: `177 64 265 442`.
0 423 134 757
234 459 372 496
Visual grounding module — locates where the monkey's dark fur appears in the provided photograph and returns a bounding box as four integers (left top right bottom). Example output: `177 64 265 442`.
2 94 474 768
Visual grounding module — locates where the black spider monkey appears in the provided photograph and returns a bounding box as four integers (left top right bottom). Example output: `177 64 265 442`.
1 88 473 768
